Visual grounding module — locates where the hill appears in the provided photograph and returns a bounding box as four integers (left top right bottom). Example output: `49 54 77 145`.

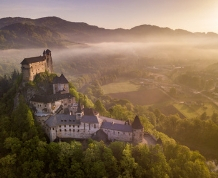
0 23 66 49
1 16 218 49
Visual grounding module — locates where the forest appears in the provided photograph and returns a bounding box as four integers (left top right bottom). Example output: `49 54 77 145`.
0 70 218 178
1 42 218 177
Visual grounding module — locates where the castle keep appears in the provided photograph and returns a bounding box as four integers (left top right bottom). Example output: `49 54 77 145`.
22 49 146 144
21 49 53 82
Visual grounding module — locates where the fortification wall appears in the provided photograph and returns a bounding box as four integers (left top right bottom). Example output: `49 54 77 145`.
132 129 144 144
22 65 30 82
103 129 132 142
29 61 46 81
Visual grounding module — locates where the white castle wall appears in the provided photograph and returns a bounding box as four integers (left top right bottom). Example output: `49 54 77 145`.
47 122 100 141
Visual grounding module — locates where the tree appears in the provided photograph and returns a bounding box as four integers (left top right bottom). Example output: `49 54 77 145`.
119 144 138 178
169 87 177 97
94 99 109 116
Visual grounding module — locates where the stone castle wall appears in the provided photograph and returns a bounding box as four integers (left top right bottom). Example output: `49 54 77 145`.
22 64 30 82
29 61 46 81
103 129 132 142
132 129 144 144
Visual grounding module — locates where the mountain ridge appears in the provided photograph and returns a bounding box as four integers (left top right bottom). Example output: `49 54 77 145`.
0 16 218 49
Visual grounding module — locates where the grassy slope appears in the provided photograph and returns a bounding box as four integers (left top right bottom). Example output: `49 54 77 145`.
174 102 218 118
102 81 139 94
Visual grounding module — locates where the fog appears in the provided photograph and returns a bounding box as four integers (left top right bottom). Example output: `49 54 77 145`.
1 41 218 75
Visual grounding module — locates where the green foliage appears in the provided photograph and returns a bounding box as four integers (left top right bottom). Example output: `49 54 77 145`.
110 104 135 121
0 68 215 177
10 96 38 140
78 93 94 108
157 112 218 161
175 71 215 90
94 99 109 116
33 71 56 84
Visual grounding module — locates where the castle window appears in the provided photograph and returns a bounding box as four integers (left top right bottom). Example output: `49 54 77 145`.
60 129 61 132
59 125 61 127
94 124 96 128
53 128 54 130
65 129 66 132
77 130 79 132
73 129 75 132
73 120 75 122
61 120 63 122
69 125 71 127
69 129 71 131
73 125 75 128
64 125 66 127
78 125 79 128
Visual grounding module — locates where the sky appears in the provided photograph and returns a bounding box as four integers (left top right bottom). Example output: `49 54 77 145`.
1 0 218 33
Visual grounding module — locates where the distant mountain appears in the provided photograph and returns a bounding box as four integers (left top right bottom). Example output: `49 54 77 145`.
0 16 218 49
0 23 66 49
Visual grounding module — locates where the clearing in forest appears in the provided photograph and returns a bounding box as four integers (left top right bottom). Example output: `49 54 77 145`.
102 81 139 94
174 102 218 118
108 88 171 105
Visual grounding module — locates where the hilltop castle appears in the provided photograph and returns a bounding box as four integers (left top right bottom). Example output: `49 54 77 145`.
21 50 145 144
21 49 53 82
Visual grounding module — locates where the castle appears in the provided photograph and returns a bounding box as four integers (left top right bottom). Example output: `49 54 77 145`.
21 49 53 82
22 50 145 144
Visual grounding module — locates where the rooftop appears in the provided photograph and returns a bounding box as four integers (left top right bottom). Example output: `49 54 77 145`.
52 74 69 84
81 115 100 123
45 114 79 127
21 56 45 65
101 121 132 132
30 93 74 103
132 115 143 129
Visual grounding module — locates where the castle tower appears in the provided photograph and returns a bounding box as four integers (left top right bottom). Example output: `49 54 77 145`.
52 74 69 94
44 49 53 73
132 115 144 144
76 100 83 120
